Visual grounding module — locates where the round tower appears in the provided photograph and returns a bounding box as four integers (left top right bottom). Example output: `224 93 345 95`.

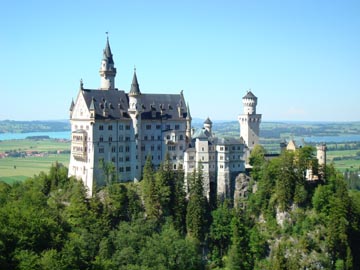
99 36 117 90
242 90 257 114
316 143 327 166
203 117 213 134
238 90 262 150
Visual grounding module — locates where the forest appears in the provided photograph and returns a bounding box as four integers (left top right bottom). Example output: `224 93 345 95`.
0 147 360 270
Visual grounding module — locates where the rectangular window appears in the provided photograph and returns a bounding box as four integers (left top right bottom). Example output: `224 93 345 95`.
141 145 145 151
125 136 130 141
119 157 123 162
126 166 131 172
151 145 155 151
119 135 123 141
108 125 113 130
151 135 154 141
144 136 148 140
125 156 130 162
119 124 123 130
99 147 104 153
119 146 123 152
166 124 171 130
125 146 130 152
119 167 124 172
99 125 104 130
125 125 131 130
175 124 180 130
111 146 116 153
146 124 151 130
156 125 161 129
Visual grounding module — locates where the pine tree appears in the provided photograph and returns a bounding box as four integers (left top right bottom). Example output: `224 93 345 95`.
226 212 253 270
141 155 159 219
186 168 210 242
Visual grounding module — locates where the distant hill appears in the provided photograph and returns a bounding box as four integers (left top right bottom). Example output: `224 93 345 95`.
0 120 70 133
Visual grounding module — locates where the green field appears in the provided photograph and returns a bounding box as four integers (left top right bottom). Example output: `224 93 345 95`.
0 139 70 152
0 154 69 184
0 139 70 183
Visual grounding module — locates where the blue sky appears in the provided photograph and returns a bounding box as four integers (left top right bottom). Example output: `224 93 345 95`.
1 0 359 121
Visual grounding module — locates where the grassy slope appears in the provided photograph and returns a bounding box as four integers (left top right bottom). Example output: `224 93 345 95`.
0 139 70 183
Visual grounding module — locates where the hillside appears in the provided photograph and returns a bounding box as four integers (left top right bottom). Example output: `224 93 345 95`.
0 149 359 269
0 120 70 133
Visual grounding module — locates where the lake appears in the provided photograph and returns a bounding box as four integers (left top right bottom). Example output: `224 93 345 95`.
0 131 360 143
0 131 71 141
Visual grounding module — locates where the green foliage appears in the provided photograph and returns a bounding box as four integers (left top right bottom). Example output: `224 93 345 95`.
226 212 252 270
186 168 210 242
209 200 234 267
1 145 360 270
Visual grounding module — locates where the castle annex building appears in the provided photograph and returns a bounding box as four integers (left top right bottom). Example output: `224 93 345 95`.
68 38 261 196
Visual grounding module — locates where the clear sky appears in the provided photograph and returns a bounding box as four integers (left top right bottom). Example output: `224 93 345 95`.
1 0 359 122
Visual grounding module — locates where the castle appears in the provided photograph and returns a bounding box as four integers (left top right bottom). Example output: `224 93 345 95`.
68 38 262 197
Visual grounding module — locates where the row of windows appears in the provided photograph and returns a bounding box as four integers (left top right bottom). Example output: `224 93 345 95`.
99 146 130 153
98 123 183 131
99 136 131 142
73 146 86 152
99 124 131 131
72 135 86 141
219 146 242 151
74 125 89 131
146 124 182 130
167 145 184 151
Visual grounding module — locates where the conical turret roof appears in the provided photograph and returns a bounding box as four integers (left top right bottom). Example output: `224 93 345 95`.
103 37 114 65
186 102 192 120
129 69 141 95
243 90 257 99
204 117 212 125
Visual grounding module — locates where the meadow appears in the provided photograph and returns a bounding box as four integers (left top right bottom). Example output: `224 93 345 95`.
0 139 70 183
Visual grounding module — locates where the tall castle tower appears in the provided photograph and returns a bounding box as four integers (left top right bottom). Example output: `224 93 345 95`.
99 36 117 90
128 69 142 180
317 143 327 180
238 91 262 150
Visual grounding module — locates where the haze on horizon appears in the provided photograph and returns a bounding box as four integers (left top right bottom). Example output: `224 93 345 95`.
0 0 359 122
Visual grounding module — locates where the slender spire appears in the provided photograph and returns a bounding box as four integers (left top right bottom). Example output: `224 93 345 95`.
186 102 192 120
69 99 75 111
103 33 114 65
89 97 95 111
99 33 116 90
129 68 141 95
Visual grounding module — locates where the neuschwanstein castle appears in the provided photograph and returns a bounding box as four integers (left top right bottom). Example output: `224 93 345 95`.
68 38 262 197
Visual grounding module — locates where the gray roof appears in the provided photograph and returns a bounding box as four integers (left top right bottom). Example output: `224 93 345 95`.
69 99 75 111
82 89 130 120
214 137 243 145
186 102 191 120
243 91 257 99
192 128 210 139
103 37 114 65
204 117 212 125
139 93 187 120
129 70 141 95
80 89 187 121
